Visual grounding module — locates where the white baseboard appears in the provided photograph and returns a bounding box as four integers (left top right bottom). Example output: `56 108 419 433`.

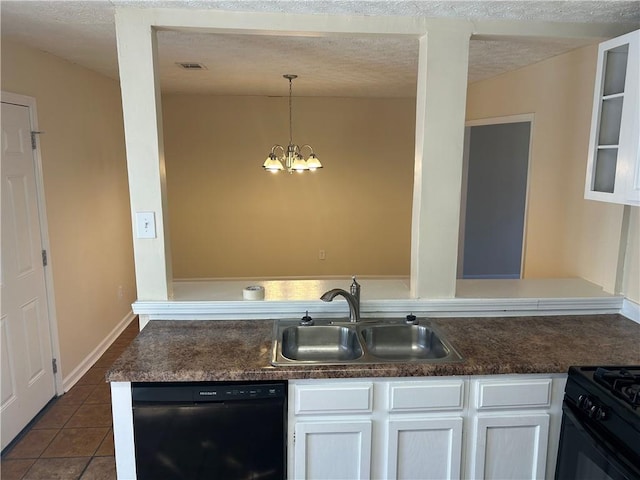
621 298 640 324
62 310 136 392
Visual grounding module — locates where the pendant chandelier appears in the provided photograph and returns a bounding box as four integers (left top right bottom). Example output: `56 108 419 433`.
262 74 322 173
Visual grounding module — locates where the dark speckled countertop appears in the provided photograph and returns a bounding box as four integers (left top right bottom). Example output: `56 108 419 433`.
106 314 640 382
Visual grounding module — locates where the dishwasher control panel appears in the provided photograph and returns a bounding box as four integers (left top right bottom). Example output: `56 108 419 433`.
196 383 286 401
132 381 287 403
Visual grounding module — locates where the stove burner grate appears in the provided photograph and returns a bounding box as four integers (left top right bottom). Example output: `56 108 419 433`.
594 367 640 408
620 383 640 408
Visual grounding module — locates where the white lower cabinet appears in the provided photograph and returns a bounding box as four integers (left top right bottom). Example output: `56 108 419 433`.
386 380 465 480
290 381 374 480
294 420 373 480
387 417 463 480
289 375 565 480
470 413 550 480
468 377 565 480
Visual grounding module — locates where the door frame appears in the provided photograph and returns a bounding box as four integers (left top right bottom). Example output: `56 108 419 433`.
1 91 63 396
458 113 535 279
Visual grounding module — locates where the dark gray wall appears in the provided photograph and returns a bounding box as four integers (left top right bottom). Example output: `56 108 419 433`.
462 122 531 279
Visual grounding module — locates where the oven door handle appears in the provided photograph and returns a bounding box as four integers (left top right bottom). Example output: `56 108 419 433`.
562 402 639 477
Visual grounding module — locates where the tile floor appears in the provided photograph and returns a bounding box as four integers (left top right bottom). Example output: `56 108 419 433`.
1 318 139 480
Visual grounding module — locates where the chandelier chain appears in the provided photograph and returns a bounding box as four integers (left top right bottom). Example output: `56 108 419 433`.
288 77 293 145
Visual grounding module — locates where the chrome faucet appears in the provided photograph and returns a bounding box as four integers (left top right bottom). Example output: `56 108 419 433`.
320 276 361 322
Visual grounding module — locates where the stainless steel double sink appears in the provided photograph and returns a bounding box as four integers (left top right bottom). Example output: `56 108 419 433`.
271 318 463 366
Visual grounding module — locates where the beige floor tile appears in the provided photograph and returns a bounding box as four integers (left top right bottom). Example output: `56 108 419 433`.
121 322 139 335
65 404 112 429
92 357 118 368
23 457 89 480
0 458 36 480
79 456 116 480
75 367 109 387
84 384 111 405
94 430 114 457
99 347 125 358
56 386 94 406
5 429 59 459
95 351 121 362
32 403 80 430
41 428 108 458
111 339 134 349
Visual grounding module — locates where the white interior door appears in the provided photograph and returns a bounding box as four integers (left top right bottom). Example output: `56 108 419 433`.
1 98 56 450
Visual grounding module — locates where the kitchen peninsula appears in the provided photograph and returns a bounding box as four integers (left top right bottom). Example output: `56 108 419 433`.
107 313 640 479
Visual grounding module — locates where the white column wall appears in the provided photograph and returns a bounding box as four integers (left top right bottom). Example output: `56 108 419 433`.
115 11 172 300
411 28 471 298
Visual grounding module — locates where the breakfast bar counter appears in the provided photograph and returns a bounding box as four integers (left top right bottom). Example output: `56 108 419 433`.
106 314 640 382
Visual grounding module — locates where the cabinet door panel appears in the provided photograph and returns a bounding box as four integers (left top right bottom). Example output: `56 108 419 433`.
294 421 372 480
387 417 463 480
472 414 549 480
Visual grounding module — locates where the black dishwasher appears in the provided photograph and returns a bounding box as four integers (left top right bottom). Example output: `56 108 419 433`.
132 381 286 480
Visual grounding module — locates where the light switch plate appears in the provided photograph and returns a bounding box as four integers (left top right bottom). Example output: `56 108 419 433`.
136 212 156 239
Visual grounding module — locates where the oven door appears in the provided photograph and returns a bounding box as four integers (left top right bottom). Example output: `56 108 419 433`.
555 402 640 480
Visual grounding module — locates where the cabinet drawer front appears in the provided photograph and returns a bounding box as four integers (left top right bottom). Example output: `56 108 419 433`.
476 379 552 409
389 381 464 412
294 383 373 414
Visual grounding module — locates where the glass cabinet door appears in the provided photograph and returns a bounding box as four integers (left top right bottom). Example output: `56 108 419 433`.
585 30 639 205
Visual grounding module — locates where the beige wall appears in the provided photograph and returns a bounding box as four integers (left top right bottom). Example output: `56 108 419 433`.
164 51 640 300
466 44 637 297
1 40 136 380
623 207 640 303
163 95 415 278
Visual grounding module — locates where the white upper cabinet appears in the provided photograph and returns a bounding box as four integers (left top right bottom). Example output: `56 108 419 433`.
585 30 640 206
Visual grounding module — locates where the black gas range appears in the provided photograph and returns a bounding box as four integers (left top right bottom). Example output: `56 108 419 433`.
556 366 640 480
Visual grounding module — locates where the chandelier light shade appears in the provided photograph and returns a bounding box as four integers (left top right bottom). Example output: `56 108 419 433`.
263 74 323 174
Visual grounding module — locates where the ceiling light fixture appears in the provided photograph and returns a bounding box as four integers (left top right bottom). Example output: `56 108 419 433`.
263 74 322 173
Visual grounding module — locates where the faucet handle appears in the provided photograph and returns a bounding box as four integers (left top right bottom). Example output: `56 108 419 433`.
299 311 314 326
405 314 418 325
350 275 361 299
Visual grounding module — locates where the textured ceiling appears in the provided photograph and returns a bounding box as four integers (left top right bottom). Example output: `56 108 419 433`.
1 1 639 97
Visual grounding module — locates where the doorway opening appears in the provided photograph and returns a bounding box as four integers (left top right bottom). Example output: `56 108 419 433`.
458 115 533 280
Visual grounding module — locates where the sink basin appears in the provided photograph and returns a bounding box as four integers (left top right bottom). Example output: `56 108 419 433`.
360 324 450 360
280 325 363 362
271 318 463 366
